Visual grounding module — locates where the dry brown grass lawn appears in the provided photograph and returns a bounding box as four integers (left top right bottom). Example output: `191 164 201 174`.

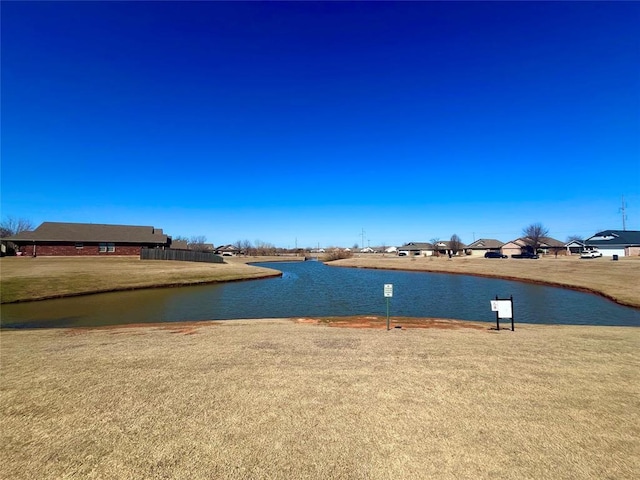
333 255 640 308
0 256 286 303
1 319 638 479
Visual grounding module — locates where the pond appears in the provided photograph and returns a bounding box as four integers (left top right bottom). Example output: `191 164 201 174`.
1 260 639 329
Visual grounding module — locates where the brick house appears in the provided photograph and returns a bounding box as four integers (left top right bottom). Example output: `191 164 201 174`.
501 236 565 257
5 222 171 256
466 238 505 257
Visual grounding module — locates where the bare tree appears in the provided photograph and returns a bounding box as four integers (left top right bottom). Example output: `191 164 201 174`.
1 216 34 237
449 234 463 257
188 235 209 252
429 238 440 257
522 223 549 255
254 240 276 256
241 239 253 256
566 234 584 243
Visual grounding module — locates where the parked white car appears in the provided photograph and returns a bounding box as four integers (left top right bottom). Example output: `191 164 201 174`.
580 249 602 259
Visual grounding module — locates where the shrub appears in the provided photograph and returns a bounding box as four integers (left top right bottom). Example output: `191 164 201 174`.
323 249 354 262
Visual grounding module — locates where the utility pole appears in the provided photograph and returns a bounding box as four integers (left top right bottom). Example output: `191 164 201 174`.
619 196 627 231
360 228 366 250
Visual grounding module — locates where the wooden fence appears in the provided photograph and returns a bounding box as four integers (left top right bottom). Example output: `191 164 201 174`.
140 248 224 264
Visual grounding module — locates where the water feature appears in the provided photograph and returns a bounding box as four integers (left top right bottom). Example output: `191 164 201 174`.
1 260 639 329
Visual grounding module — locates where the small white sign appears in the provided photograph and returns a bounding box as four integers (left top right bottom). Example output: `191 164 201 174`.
384 284 393 298
490 300 512 318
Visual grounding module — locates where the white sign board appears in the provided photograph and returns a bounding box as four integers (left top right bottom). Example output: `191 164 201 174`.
384 284 393 298
490 300 513 318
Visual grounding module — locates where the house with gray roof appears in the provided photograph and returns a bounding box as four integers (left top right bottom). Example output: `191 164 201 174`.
215 244 242 256
432 240 468 257
4 222 171 256
397 242 434 256
501 236 565 257
564 239 585 255
466 238 504 257
584 230 640 257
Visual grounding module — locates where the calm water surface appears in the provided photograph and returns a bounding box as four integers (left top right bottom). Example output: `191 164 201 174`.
1 260 639 328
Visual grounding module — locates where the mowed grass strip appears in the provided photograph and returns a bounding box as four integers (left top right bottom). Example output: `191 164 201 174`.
333 255 640 308
1 320 638 479
0 256 282 303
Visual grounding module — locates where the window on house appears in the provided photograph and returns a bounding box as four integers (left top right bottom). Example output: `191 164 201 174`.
75 243 83 249
99 243 116 253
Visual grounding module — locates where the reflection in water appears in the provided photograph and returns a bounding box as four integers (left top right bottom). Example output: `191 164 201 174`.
2 261 639 328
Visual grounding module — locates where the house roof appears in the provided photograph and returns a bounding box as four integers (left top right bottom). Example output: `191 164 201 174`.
170 240 189 250
467 238 504 249
398 242 433 250
6 222 169 244
215 244 240 251
585 230 640 246
434 240 468 249
538 236 565 248
506 236 564 248
564 240 585 247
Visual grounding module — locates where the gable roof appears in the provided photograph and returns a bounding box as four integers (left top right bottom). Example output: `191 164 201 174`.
538 236 565 248
467 238 504 249
506 236 564 248
433 240 468 250
398 242 433 250
585 230 640 246
564 240 585 247
5 222 169 244
215 244 241 252
170 240 189 250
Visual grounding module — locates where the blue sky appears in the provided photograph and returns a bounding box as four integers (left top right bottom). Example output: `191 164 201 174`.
2 1 639 249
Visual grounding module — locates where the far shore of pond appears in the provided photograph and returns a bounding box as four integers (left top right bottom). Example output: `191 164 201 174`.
0 254 638 309
331 255 640 309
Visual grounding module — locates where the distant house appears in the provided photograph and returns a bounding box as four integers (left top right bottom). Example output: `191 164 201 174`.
201 243 215 253
170 240 189 250
215 244 242 256
502 236 565 257
397 242 434 256
584 230 640 257
539 237 566 255
433 240 467 257
384 246 397 254
4 222 171 256
564 240 585 255
466 238 504 257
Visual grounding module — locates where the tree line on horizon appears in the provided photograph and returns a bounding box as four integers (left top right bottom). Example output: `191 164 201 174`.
1 216 587 257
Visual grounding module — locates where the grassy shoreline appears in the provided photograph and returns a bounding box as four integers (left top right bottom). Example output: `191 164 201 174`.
331 255 640 309
1 254 638 309
2 257 638 478
0 256 296 304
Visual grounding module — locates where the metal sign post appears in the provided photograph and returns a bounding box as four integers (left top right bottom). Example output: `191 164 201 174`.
384 284 393 330
490 295 514 331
